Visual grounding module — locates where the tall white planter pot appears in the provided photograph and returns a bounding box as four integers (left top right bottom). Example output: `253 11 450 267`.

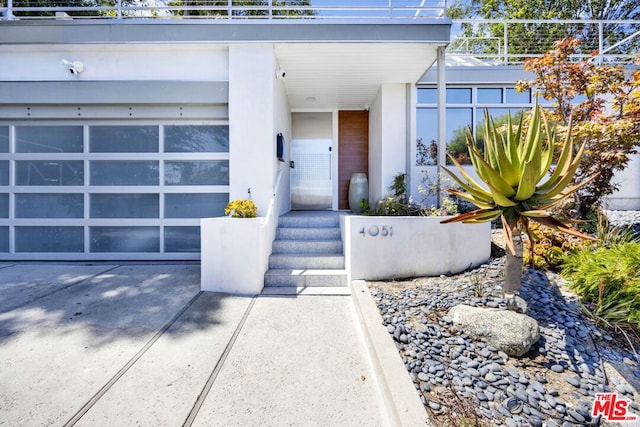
349 173 368 213
201 217 268 295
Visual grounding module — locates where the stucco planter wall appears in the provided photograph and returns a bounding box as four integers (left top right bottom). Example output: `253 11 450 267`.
341 215 491 281
201 217 269 295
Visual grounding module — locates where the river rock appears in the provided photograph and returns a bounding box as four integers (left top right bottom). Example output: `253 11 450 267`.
448 304 540 357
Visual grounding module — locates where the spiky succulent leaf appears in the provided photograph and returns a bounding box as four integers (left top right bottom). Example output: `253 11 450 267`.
514 160 539 201
467 144 517 198
447 189 495 210
440 208 501 224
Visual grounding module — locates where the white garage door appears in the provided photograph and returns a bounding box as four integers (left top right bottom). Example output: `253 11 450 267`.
0 123 229 260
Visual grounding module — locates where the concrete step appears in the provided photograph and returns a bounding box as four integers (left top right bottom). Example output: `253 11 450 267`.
269 253 345 269
271 240 343 255
261 286 351 296
278 212 340 228
276 227 341 241
264 269 348 287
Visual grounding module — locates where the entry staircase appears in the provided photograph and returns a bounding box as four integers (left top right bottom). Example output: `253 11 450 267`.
264 211 348 289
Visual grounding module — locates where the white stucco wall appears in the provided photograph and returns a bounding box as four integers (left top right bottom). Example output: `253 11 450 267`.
342 215 491 280
292 112 333 139
229 45 277 216
368 84 408 204
607 152 640 210
0 44 228 81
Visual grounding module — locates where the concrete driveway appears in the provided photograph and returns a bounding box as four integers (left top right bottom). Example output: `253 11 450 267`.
0 263 426 427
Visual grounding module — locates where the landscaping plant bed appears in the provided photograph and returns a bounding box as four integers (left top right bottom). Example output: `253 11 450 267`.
368 254 640 426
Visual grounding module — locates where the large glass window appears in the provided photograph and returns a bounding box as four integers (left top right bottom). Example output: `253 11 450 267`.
16 126 83 153
477 88 502 104
416 109 438 166
506 88 531 104
417 88 437 104
416 86 536 165
447 88 472 104
446 108 473 163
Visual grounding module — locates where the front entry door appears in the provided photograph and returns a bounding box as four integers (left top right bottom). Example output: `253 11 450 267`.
290 139 333 210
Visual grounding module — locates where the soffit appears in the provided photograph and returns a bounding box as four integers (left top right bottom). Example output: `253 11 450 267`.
275 43 441 109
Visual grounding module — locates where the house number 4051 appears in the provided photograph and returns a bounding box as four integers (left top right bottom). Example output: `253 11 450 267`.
359 225 393 237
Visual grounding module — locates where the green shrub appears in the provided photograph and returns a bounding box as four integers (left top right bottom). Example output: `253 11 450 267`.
365 172 461 217
562 242 640 328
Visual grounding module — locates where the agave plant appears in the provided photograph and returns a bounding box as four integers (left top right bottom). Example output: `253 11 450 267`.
441 101 596 295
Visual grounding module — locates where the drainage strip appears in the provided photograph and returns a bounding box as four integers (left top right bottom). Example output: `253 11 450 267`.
63 291 205 427
182 295 258 427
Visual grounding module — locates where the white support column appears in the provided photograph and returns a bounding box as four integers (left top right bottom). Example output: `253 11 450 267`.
436 45 446 206
228 45 276 216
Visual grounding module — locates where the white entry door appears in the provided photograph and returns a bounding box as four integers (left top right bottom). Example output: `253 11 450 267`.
290 139 333 210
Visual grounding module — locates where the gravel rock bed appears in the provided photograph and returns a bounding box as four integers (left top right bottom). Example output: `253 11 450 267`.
368 257 640 426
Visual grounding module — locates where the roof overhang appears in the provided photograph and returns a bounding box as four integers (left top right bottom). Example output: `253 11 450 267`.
0 20 451 110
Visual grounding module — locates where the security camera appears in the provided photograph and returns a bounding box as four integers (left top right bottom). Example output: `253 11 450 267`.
276 69 286 79
61 59 84 75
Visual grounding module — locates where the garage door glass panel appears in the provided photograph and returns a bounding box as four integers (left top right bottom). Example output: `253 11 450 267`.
0 161 8 185
0 227 9 252
16 194 83 218
90 226 160 252
0 227 7 252
165 125 229 153
16 226 84 252
16 126 83 153
165 193 227 218
16 161 84 186
90 126 159 153
90 194 159 218
164 161 229 185
0 194 8 218
91 161 159 186
0 126 8 153
165 226 200 253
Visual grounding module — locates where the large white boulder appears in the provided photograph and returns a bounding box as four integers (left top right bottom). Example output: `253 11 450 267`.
448 304 540 357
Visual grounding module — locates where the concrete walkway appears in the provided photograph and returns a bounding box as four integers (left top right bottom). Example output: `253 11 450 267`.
0 263 428 426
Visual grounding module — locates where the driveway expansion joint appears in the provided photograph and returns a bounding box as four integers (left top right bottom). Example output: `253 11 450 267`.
63 290 205 427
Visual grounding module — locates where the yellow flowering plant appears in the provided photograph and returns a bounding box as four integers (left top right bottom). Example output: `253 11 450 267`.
224 200 258 218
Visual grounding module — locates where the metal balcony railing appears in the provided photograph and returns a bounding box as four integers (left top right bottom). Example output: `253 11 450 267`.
0 0 447 21
449 19 640 65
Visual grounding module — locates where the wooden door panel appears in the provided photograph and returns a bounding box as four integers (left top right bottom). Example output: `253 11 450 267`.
338 111 369 210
